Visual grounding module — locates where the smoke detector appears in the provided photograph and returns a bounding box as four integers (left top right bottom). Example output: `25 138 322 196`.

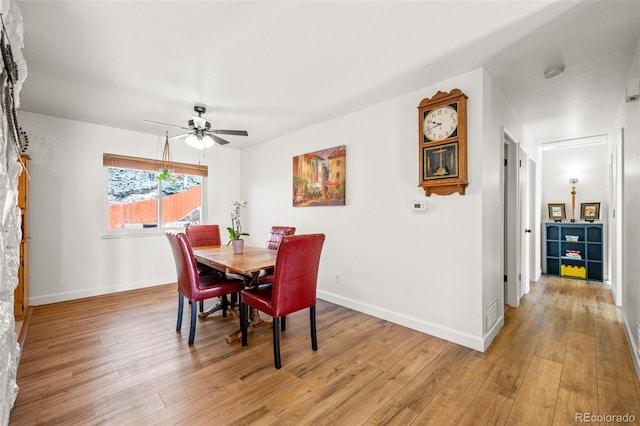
544 65 565 79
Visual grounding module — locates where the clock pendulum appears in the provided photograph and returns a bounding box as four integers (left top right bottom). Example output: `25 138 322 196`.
433 148 448 176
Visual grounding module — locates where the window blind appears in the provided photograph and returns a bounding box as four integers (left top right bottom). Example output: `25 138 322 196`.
103 153 208 177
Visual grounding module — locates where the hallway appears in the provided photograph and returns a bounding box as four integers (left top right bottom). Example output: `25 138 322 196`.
496 275 640 423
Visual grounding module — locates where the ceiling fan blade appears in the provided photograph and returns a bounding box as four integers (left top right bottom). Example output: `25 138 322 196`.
144 119 190 130
210 134 230 145
169 132 191 140
211 129 248 136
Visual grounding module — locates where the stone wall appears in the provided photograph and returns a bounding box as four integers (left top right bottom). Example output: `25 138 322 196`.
0 0 26 423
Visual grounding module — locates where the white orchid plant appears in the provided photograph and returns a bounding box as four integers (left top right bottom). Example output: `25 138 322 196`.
227 200 249 244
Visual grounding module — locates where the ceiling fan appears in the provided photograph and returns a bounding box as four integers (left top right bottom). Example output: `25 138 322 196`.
144 104 248 149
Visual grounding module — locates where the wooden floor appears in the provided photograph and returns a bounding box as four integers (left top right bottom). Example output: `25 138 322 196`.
9 275 640 425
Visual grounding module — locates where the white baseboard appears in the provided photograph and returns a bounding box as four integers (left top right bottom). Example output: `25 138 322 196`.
622 312 640 382
29 276 176 306
317 289 485 352
532 269 542 282
484 315 504 350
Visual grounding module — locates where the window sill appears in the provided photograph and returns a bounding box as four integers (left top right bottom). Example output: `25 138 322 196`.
101 226 184 239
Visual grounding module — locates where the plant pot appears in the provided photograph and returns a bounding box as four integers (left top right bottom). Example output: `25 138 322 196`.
231 239 244 254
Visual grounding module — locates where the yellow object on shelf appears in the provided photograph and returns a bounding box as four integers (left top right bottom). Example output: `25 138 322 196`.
561 264 586 279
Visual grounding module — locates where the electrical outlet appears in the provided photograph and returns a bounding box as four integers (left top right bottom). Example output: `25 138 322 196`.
334 273 340 284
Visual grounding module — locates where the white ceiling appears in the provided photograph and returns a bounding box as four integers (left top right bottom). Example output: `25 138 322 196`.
15 1 640 149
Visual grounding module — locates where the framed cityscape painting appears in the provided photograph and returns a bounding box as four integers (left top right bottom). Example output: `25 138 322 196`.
293 145 346 207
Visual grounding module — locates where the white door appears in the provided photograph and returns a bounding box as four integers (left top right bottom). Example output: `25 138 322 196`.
504 135 521 307
519 146 530 297
528 158 538 284
611 129 624 306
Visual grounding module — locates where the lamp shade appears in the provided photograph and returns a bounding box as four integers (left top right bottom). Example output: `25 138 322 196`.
185 134 205 150
202 134 214 148
185 134 198 148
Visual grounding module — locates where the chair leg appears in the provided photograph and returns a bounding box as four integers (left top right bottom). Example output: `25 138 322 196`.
281 315 286 332
240 301 248 347
199 300 204 313
188 300 197 345
273 317 282 369
222 295 228 318
310 306 318 351
176 294 184 332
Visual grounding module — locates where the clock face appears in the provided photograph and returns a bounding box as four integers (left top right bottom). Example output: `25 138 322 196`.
423 105 458 141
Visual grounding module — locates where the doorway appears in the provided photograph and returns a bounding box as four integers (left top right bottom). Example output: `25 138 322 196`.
528 158 538 283
504 132 533 307
504 133 520 307
611 129 624 306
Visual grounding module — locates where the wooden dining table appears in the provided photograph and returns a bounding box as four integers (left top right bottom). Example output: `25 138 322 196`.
192 244 277 343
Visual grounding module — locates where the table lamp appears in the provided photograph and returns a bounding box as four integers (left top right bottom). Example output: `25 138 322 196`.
570 178 578 222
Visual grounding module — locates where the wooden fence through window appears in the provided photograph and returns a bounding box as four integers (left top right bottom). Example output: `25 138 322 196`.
108 185 201 229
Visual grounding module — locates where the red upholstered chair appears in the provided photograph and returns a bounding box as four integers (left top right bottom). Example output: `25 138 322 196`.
241 233 325 369
185 224 224 312
265 226 296 250
259 226 296 284
166 230 245 345
185 224 221 247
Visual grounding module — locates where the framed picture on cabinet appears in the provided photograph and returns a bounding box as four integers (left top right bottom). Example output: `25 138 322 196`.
548 203 566 222
580 202 600 222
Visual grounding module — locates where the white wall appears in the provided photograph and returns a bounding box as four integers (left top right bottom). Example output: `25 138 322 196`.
241 68 529 351
18 111 242 304
613 38 640 377
541 144 609 225
482 71 537 339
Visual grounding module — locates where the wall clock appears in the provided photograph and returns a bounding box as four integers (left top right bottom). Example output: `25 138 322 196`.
418 88 468 196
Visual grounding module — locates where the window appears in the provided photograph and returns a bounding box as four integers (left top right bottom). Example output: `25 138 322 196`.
103 153 207 231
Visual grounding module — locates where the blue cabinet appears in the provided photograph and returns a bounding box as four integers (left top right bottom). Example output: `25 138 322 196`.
545 222 603 281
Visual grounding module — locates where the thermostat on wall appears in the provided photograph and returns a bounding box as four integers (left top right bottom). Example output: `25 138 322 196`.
411 200 427 213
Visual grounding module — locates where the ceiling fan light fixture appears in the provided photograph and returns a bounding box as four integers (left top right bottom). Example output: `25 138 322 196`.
185 133 201 149
145 104 247 149
202 134 214 148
